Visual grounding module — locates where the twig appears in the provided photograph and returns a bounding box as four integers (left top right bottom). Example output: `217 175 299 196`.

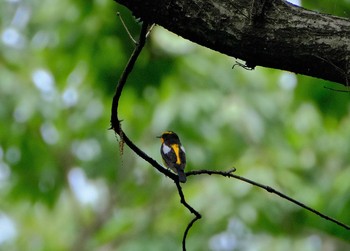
324 86 350 93
117 12 137 44
187 169 350 231
110 21 177 181
146 23 155 38
232 60 254 70
110 21 202 250
188 168 236 176
110 21 198 250
110 22 147 125
174 181 201 251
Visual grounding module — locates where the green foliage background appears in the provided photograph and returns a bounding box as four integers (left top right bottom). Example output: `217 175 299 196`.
0 0 349 250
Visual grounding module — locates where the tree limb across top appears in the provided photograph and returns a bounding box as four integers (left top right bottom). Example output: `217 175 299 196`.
115 0 350 86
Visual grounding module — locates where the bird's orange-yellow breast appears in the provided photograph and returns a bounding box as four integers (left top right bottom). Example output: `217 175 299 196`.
171 144 181 164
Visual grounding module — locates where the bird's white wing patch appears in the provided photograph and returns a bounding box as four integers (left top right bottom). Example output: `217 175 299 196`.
180 145 185 153
162 144 172 154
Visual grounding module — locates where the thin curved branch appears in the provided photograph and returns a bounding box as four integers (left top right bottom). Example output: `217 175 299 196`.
187 169 350 231
110 22 148 132
110 21 202 250
174 181 202 251
110 22 177 181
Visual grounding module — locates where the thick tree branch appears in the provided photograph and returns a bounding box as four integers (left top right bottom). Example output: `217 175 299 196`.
115 0 350 85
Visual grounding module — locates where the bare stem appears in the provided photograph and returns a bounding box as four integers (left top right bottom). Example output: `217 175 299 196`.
187 169 350 231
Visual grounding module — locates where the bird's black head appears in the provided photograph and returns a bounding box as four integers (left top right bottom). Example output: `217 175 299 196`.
157 131 180 144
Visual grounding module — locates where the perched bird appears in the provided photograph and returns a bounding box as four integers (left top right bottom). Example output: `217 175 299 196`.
157 131 187 183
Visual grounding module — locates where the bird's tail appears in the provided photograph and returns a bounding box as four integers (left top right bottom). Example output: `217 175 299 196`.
177 168 187 183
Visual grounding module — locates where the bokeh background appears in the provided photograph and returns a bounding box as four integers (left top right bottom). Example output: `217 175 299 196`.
1 0 350 250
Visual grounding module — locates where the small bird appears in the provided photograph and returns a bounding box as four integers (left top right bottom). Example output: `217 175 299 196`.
157 131 187 183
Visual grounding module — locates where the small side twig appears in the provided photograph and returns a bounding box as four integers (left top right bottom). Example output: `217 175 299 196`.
232 60 255 70
117 12 137 44
146 23 155 38
324 86 350 93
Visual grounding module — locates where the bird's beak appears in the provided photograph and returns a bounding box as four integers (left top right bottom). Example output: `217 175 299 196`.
156 135 161 138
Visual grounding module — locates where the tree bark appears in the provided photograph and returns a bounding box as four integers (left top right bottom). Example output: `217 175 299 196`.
115 0 350 86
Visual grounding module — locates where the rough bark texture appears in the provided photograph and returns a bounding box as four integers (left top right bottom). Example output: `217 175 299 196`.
115 0 350 86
